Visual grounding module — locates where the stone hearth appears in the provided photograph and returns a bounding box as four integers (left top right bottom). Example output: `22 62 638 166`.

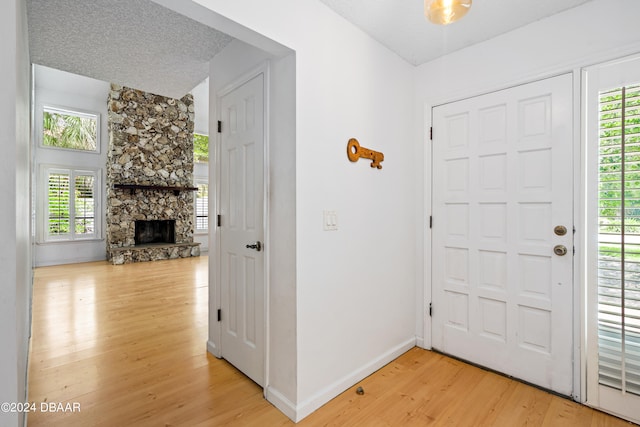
106 85 200 264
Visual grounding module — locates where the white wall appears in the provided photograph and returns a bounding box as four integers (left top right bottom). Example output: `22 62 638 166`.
192 78 210 252
292 17 416 418
414 0 640 394
192 78 210 135
0 0 31 425
267 51 298 409
193 0 418 421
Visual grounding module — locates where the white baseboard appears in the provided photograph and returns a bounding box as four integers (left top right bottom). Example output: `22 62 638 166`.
35 255 105 267
265 386 297 422
416 336 425 349
293 337 416 422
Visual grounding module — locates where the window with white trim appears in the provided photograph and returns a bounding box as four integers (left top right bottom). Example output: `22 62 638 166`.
195 181 208 232
42 166 100 241
41 106 100 153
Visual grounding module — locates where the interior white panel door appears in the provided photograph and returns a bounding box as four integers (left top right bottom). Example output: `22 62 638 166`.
219 73 265 386
432 74 574 395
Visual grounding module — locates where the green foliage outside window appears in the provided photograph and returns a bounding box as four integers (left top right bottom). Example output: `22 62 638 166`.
43 108 98 151
194 133 209 163
598 85 640 232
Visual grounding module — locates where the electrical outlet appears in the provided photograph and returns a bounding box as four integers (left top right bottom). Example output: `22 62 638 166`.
323 210 338 231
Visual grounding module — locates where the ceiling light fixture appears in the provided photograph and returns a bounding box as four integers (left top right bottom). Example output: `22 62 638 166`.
424 0 472 25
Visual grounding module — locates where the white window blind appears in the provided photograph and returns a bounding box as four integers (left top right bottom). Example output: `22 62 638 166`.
195 182 208 232
597 84 640 396
43 167 100 241
47 172 70 236
74 174 96 236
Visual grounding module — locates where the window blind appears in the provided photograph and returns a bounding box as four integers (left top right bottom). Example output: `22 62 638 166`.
195 182 208 231
47 172 70 235
74 174 95 235
597 84 640 396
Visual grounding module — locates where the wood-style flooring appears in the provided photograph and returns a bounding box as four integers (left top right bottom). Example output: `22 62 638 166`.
27 256 635 426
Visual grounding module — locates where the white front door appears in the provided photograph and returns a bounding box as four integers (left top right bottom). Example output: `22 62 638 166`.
432 74 574 395
219 73 265 387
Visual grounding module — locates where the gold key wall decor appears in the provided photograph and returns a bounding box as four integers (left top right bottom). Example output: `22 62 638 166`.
347 138 384 169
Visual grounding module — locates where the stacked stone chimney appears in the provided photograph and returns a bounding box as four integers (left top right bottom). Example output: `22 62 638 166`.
106 84 200 264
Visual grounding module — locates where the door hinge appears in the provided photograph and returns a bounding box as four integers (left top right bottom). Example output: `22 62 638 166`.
430 127 433 141
429 302 432 317
429 216 433 229
217 214 221 227
217 120 222 133
217 309 221 322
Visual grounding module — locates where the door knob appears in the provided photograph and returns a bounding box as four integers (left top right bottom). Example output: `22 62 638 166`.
246 241 262 252
553 245 567 256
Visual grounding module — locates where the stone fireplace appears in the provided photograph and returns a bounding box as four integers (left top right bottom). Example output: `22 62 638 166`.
106 84 200 264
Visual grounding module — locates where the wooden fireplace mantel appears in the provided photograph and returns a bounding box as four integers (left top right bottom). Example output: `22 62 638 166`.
114 184 198 196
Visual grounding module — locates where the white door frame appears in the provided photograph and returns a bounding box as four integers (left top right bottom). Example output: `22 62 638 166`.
424 72 583 401
210 62 271 394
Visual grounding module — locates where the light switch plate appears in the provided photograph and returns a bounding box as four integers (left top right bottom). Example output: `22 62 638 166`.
323 210 338 231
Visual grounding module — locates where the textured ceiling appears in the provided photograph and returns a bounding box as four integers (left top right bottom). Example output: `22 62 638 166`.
318 0 595 65
27 0 232 99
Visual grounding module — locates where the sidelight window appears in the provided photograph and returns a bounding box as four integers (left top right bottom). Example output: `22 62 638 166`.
597 83 640 396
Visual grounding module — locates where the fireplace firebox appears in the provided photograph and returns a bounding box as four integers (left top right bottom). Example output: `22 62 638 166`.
135 220 175 245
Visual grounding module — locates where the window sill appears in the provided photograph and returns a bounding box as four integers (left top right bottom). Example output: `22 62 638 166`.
37 238 104 245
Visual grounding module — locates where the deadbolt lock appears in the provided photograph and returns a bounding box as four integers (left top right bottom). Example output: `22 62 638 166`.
554 245 568 256
554 225 567 236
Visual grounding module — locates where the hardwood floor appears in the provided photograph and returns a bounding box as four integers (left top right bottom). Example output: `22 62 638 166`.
28 257 634 426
